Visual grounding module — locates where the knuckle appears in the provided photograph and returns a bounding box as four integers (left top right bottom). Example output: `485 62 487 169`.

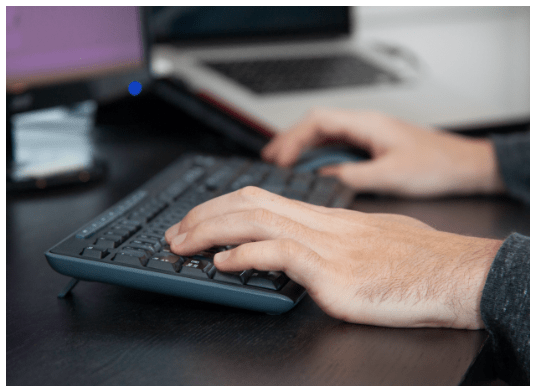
250 208 274 226
279 238 299 260
236 185 265 201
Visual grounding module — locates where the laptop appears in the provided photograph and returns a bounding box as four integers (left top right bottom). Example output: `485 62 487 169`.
148 6 505 134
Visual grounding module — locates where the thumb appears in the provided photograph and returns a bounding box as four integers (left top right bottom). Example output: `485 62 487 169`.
319 159 398 194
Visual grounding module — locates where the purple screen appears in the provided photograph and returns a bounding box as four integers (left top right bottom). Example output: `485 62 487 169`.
7 6 143 86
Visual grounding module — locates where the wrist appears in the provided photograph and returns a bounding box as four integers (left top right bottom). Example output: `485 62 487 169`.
467 138 507 195
450 236 503 329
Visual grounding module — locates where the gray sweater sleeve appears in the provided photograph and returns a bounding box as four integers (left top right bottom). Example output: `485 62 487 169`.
491 132 530 204
480 233 530 385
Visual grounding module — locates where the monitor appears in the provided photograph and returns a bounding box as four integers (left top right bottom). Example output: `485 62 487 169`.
6 6 150 191
149 6 350 44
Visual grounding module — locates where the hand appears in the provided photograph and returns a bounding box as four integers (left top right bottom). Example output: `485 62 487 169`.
165 186 502 329
262 109 506 197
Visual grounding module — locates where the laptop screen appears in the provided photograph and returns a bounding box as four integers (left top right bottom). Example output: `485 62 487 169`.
149 6 350 44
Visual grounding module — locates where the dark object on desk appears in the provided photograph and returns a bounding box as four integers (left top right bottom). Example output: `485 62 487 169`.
294 145 368 173
6 100 106 193
45 153 354 314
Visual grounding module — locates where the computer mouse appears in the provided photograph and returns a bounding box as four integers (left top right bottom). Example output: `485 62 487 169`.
293 146 368 173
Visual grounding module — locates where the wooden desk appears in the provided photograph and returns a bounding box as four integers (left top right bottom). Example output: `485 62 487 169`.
6 112 529 385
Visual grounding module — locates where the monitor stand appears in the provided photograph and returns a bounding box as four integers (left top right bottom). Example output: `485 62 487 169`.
7 101 106 192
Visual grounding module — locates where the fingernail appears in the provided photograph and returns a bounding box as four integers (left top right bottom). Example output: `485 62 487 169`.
214 251 230 264
173 232 187 246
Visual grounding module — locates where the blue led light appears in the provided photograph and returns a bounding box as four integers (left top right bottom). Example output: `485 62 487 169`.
128 81 142 96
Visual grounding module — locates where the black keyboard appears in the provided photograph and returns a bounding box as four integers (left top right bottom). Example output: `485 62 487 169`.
45 153 355 314
204 54 400 94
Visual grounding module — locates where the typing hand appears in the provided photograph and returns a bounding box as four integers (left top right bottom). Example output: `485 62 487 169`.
262 109 505 197
165 186 501 329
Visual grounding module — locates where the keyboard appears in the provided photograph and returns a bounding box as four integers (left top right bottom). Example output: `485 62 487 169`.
204 54 400 94
45 153 355 314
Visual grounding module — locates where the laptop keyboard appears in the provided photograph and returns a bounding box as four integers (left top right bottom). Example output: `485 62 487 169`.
45 153 355 314
204 54 400 94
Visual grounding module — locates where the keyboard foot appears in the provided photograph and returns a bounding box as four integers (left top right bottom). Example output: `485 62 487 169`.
57 278 81 298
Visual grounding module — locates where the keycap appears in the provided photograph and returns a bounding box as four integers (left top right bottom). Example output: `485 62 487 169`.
287 173 314 193
178 259 216 279
283 189 306 201
113 251 148 267
204 160 247 191
126 241 157 255
136 236 164 249
111 224 138 236
133 239 161 252
228 163 270 191
246 271 288 290
103 231 128 242
147 254 183 273
213 269 252 285
307 177 338 206
81 246 109 259
94 237 120 249
119 220 142 229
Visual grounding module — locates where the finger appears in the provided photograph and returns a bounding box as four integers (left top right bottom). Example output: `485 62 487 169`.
318 159 399 194
170 208 320 256
167 187 331 241
260 134 285 162
213 239 326 292
164 194 330 244
165 189 337 244
273 114 333 167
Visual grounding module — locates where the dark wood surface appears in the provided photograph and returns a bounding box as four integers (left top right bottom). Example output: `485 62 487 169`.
6 100 529 385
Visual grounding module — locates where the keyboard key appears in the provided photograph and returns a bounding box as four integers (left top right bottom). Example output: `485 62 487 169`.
128 213 149 223
113 251 148 267
133 239 161 251
283 189 306 201
103 231 128 242
213 269 252 285
127 241 157 255
81 246 109 259
246 271 289 290
111 224 138 236
136 236 164 250
119 220 142 229
204 160 248 191
147 255 183 273
178 259 216 279
287 173 314 193
94 237 120 249
192 253 214 262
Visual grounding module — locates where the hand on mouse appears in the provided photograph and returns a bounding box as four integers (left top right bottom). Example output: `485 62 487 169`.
261 109 506 197
166 186 502 329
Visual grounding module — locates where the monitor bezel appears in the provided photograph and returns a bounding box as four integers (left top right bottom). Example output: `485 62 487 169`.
149 6 351 47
